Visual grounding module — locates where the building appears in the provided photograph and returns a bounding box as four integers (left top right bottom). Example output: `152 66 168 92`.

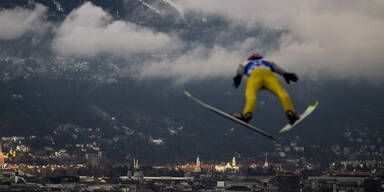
226 185 251 191
133 158 139 169
194 156 201 172
364 178 380 192
132 171 144 182
308 176 367 192
0 143 4 166
216 180 268 191
215 156 240 173
85 154 101 169
277 174 300 192
264 152 269 168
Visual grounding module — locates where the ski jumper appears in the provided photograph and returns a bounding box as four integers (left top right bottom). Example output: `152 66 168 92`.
237 59 296 115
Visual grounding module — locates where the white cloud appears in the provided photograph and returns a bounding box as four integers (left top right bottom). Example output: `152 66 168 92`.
0 3 48 40
140 38 261 83
52 2 180 57
170 0 384 80
2 1 381 82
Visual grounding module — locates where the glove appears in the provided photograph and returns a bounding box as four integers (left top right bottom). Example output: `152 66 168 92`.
232 75 242 88
283 73 298 84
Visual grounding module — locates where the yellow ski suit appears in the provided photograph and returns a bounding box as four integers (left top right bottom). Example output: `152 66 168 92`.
236 59 296 115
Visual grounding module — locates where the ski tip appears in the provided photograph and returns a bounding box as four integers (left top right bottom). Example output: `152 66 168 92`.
279 129 290 133
311 101 319 106
279 128 288 133
184 90 191 97
279 124 292 133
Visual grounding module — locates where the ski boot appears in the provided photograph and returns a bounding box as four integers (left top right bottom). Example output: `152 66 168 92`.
232 112 252 123
286 110 300 125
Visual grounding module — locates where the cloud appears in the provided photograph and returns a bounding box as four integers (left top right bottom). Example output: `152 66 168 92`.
0 3 49 40
140 38 261 83
52 2 180 57
2 1 381 82
170 0 384 80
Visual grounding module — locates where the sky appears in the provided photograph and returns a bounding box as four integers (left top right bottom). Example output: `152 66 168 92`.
0 0 383 83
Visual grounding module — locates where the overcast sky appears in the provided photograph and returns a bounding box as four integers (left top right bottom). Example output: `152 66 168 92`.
0 1 383 82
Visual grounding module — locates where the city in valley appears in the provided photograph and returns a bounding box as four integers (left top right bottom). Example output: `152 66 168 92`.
0 130 383 192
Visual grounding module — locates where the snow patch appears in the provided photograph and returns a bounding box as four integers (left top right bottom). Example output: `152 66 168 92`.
161 0 185 19
139 0 161 14
53 0 64 13
149 137 165 145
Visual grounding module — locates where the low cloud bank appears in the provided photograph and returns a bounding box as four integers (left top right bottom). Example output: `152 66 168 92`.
51 2 180 57
2 1 384 82
0 3 49 40
173 0 384 80
140 38 261 83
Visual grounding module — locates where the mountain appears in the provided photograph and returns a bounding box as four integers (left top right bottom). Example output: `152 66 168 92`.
1 76 383 162
0 0 383 163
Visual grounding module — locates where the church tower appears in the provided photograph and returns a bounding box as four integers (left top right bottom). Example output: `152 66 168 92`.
133 158 139 169
232 156 236 167
0 143 4 166
194 155 201 172
264 152 269 168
